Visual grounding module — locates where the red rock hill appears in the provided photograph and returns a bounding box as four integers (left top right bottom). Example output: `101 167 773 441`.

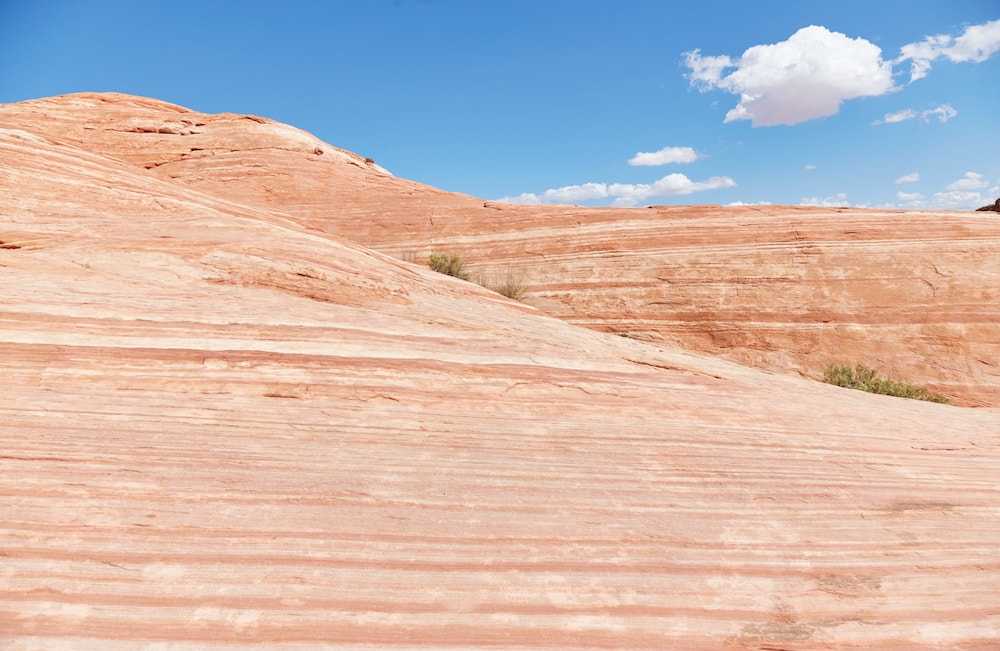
7 92 997 408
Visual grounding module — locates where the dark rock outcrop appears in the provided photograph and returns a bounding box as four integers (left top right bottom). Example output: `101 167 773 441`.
975 197 1000 211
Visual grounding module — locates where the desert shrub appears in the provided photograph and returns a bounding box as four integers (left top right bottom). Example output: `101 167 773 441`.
822 363 949 404
480 267 528 301
427 253 470 280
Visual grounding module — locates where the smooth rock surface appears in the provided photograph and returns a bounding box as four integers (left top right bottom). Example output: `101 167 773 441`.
1 94 999 649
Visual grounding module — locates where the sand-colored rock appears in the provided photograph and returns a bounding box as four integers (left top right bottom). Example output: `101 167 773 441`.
8 93 996 407
1 94 1000 649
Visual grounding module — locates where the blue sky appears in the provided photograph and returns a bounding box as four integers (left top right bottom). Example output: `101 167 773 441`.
2 0 998 209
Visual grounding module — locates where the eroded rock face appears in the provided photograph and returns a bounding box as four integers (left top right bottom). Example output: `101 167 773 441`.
2 94 1000 649
6 93 996 407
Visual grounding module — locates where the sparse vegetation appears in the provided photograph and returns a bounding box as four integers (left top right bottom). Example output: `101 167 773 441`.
480 267 528 301
427 253 470 280
427 254 530 301
822 363 949 404
363 157 375 165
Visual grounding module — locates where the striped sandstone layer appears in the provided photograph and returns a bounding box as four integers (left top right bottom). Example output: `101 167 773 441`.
5 93 997 407
1 95 999 649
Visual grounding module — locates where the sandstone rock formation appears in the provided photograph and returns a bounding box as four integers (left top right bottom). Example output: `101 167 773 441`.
1 94 999 649
7 93 997 407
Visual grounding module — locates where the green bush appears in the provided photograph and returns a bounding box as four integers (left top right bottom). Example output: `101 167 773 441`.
427 253 470 281
822 363 949 404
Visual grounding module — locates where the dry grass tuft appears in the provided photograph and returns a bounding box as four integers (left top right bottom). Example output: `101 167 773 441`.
480 267 528 301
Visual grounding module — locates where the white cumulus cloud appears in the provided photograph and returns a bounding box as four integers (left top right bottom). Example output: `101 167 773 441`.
946 172 988 191
628 146 699 166
896 191 925 201
683 25 896 126
872 104 957 125
895 172 920 184
897 18 1000 82
498 174 736 206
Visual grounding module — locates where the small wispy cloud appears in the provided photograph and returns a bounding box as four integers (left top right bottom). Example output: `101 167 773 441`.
929 190 990 209
499 173 736 206
683 25 896 126
946 172 988 191
872 104 956 125
609 174 736 206
925 104 959 122
501 182 608 205
628 146 699 166
800 192 850 207
873 109 917 125
895 172 920 184
804 164 816 171
896 18 1000 82
894 171 998 209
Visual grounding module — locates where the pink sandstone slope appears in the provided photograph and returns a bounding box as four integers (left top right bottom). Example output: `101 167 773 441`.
1 95 1000 649
4 92 998 407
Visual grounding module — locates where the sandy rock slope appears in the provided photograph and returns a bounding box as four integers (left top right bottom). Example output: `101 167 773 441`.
1 94 999 649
